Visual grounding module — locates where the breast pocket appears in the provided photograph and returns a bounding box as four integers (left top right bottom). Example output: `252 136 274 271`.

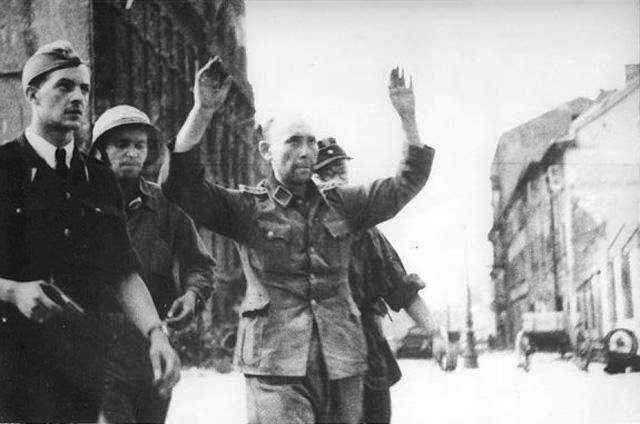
320 219 352 269
250 220 293 271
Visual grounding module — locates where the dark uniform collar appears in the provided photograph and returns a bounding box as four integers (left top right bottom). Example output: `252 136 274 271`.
263 172 322 208
17 133 90 183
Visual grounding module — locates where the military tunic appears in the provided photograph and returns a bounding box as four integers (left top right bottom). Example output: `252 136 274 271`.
99 178 215 423
0 135 140 421
125 178 214 318
164 144 434 380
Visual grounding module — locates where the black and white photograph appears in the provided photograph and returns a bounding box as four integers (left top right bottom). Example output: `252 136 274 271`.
0 0 639 423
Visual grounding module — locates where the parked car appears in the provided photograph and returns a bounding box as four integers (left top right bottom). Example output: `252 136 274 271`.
396 326 433 359
522 311 571 356
396 327 460 371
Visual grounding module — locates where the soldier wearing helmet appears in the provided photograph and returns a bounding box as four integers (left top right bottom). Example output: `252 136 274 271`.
90 105 215 422
315 137 449 424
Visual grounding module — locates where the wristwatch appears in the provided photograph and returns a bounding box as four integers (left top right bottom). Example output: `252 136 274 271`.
146 321 169 339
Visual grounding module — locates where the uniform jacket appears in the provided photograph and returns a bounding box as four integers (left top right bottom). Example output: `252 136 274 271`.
164 144 434 379
125 178 214 318
0 134 140 315
0 134 141 421
349 227 425 389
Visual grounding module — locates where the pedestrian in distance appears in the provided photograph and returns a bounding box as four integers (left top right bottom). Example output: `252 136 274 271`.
90 104 216 422
314 137 451 424
515 328 534 372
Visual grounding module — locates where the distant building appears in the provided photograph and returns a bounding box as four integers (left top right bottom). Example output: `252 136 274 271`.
560 65 640 342
489 97 594 346
489 65 640 347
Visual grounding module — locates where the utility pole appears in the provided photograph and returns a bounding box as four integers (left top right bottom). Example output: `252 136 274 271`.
546 170 562 312
462 224 479 368
463 281 479 368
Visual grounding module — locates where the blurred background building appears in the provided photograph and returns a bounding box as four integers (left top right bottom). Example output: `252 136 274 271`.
490 65 640 350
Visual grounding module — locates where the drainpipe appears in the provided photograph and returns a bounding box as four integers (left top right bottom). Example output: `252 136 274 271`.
546 169 562 312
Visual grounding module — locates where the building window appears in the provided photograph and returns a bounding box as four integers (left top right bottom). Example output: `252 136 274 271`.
576 282 595 329
607 261 617 324
621 250 634 319
556 295 564 312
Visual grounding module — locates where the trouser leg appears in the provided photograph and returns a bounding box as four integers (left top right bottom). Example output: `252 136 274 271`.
134 389 171 423
325 374 364 424
245 324 327 424
243 321 363 424
39 314 106 421
0 313 105 422
99 313 167 424
362 384 391 424
0 331 59 421
0 328 23 421
245 375 317 424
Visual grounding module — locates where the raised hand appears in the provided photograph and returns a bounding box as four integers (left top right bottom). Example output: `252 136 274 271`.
194 57 233 112
175 57 233 152
388 66 416 122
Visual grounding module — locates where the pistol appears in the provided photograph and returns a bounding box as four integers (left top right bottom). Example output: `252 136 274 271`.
41 280 85 316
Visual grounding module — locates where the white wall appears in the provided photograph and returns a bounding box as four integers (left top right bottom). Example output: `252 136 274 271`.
566 85 640 338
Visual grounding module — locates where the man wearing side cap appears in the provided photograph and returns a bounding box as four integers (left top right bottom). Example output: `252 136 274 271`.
163 59 435 423
90 105 215 422
0 40 180 422
315 137 450 424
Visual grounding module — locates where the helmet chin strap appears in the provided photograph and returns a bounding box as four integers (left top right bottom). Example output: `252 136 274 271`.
95 145 111 167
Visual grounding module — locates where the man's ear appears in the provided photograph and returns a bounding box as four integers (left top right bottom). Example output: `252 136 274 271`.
258 140 271 161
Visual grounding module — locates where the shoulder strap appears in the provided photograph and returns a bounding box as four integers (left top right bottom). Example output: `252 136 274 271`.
238 184 269 197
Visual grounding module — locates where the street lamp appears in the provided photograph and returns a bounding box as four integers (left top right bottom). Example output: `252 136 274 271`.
463 275 479 368
462 222 479 368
